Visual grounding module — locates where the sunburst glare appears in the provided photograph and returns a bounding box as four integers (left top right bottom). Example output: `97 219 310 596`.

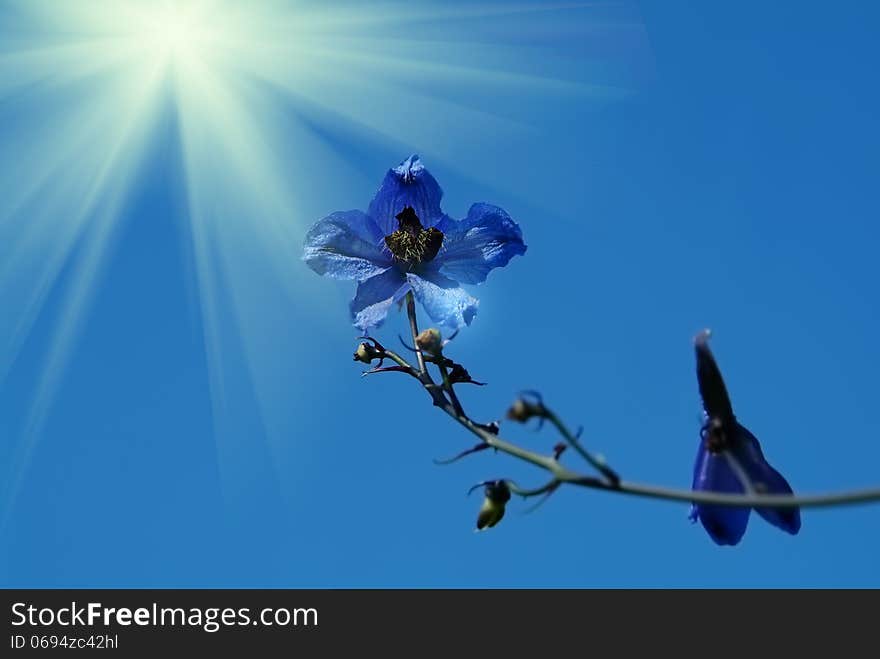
0 0 648 523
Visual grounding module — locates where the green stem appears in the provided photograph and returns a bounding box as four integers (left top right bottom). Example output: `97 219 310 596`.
546 412 620 485
438 361 465 417
376 328 880 512
405 291 426 374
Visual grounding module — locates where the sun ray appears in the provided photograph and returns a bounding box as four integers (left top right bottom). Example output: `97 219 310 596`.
0 0 649 523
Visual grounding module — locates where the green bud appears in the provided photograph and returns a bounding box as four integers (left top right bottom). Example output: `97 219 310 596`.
416 328 443 355
353 342 381 364
506 398 544 423
475 480 511 531
476 497 506 531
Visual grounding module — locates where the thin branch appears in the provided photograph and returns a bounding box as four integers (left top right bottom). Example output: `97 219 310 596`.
405 292 427 375
369 305 880 513
438 360 466 418
506 479 560 498
520 486 561 515
569 477 880 510
723 450 756 495
397 334 418 352
433 443 491 465
404 292 465 417
361 365 410 377
545 412 620 486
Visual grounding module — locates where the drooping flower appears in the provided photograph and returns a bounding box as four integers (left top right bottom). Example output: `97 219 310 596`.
302 155 526 331
689 330 801 546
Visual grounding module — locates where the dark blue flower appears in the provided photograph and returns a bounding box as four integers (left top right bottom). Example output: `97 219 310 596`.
303 155 526 331
689 331 801 546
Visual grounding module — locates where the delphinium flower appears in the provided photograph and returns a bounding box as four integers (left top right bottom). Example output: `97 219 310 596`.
303 155 526 331
689 331 801 545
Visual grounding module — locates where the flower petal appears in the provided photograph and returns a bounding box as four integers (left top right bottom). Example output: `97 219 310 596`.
350 268 409 331
694 332 736 423
406 271 478 330
733 423 802 535
367 154 445 235
435 203 527 284
690 442 751 546
303 210 390 281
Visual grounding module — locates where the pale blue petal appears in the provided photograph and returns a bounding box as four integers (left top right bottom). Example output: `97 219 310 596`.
303 210 390 280
350 268 409 331
435 203 527 284
406 271 478 330
367 154 444 235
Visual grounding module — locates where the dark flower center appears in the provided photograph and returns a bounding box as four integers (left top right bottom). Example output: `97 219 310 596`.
384 206 443 265
702 417 728 454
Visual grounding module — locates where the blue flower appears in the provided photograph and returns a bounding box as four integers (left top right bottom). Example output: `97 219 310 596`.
303 155 526 331
689 331 801 546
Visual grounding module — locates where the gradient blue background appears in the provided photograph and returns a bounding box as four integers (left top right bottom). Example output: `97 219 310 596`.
2 1 879 587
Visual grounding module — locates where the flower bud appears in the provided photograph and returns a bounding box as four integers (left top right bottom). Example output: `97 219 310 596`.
416 328 443 355
353 342 382 364
506 397 544 423
476 480 511 531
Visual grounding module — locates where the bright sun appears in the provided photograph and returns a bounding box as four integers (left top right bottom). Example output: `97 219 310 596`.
133 3 217 69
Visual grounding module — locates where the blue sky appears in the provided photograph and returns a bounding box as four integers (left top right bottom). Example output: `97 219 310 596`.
1 0 878 587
